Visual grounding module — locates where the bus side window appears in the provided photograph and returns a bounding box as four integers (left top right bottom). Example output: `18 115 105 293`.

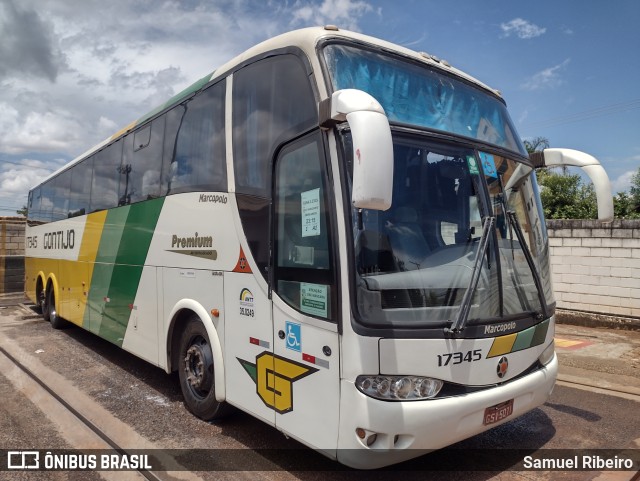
122 117 165 204
161 105 185 196
51 171 71 222
68 157 92 217
28 187 41 223
233 53 317 279
233 53 316 197
168 80 226 195
274 132 335 321
91 139 123 212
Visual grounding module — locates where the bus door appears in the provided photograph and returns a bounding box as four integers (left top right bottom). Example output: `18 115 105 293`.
271 132 340 453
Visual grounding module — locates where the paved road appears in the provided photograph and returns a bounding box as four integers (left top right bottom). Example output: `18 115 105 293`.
0 300 638 480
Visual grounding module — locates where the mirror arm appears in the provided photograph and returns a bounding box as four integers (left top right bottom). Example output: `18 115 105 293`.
530 148 614 222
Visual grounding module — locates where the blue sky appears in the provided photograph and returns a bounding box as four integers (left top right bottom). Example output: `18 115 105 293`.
1 0 639 215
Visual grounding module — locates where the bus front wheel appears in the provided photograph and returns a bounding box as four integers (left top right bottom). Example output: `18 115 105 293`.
178 316 232 421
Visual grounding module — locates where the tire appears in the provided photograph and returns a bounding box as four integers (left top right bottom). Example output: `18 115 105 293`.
178 316 232 421
38 287 53 322
46 287 69 329
36 281 45 315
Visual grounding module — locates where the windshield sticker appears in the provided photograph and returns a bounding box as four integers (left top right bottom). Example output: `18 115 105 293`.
466 155 479 175
301 188 321 237
300 283 328 318
479 152 498 179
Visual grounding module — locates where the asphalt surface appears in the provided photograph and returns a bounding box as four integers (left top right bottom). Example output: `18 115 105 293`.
0 296 638 481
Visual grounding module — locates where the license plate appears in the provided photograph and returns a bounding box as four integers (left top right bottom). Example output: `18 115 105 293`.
483 399 514 425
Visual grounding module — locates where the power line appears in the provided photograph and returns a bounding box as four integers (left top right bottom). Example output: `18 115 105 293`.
524 98 640 129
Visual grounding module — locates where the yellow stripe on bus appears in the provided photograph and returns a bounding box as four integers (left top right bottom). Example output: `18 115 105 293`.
79 210 108 262
487 333 517 358
62 211 108 327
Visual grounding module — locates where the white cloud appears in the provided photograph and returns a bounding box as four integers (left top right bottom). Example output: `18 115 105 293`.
291 0 375 31
611 169 637 193
611 161 640 194
0 0 378 213
0 159 64 213
500 18 546 39
522 59 571 91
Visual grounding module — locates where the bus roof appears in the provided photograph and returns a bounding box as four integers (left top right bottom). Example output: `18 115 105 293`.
36 26 500 188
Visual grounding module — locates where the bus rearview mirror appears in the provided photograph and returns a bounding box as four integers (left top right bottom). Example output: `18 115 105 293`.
320 89 394 211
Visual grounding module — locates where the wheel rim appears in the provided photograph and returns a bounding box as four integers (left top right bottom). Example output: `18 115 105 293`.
38 289 45 312
48 290 57 322
183 335 214 398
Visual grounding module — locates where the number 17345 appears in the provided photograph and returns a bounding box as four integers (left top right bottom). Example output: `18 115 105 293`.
437 349 482 367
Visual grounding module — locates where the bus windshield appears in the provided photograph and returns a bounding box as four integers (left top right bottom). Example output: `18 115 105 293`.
339 132 554 329
323 43 527 157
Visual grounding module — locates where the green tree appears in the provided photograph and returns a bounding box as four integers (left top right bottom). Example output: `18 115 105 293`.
523 136 549 154
613 167 640 219
613 192 639 219
538 171 597 219
630 167 640 211
16 205 27 217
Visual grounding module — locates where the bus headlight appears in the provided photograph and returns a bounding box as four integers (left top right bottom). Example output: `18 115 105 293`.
538 341 555 366
356 375 444 400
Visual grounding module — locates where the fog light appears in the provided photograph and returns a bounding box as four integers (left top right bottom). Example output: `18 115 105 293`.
366 434 377 446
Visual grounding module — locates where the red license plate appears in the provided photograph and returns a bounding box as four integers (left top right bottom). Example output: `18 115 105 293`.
483 399 514 425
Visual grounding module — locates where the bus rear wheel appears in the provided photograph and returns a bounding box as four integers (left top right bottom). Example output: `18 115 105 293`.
45 286 69 329
178 316 232 421
36 280 45 315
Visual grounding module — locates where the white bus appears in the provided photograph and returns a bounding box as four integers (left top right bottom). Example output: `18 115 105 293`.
25 26 613 468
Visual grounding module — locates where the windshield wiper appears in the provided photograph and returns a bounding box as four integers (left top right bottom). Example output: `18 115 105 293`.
445 216 495 337
506 210 549 321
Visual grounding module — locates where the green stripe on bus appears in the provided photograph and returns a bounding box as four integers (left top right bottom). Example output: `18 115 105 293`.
99 198 165 345
530 319 550 348
85 206 130 335
511 324 536 352
487 319 550 358
82 199 164 345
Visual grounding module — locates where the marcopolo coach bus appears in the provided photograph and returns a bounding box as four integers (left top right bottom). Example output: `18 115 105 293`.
25 26 613 468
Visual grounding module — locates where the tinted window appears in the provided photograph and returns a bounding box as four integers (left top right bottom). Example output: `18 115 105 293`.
91 139 123 212
28 187 43 223
69 158 92 217
52 170 71 221
39 180 55 223
161 106 185 195
122 117 165 204
169 80 226 194
233 54 316 196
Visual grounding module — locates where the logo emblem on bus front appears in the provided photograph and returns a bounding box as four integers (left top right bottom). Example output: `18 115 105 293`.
497 356 509 378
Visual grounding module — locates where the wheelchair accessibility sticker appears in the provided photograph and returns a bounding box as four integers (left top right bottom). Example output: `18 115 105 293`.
479 152 498 178
285 321 301 352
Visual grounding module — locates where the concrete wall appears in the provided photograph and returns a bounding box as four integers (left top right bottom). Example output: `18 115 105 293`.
0 217 25 295
547 219 640 318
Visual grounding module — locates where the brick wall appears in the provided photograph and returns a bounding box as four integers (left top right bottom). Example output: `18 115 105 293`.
547 219 640 318
0 217 25 295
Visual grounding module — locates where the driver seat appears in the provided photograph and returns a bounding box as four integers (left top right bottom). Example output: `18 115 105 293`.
386 206 431 270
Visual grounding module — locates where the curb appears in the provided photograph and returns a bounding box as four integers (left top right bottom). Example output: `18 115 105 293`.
555 309 640 332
